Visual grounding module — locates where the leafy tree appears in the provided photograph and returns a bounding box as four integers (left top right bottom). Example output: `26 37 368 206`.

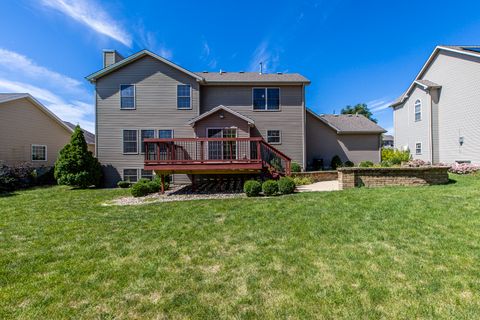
54 125 101 188
341 103 377 123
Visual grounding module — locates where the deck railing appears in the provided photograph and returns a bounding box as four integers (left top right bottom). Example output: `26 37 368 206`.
144 137 291 175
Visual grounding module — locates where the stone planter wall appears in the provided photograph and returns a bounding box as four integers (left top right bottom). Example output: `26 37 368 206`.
291 171 338 182
338 167 450 189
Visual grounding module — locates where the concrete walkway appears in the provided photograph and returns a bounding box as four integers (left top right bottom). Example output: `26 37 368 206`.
296 180 339 192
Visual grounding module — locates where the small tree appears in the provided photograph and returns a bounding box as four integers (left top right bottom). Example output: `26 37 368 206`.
341 103 377 123
54 125 101 188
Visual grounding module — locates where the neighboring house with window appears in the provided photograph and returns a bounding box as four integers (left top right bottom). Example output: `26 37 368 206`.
382 134 394 148
0 93 95 166
391 45 480 164
87 49 384 186
306 110 385 168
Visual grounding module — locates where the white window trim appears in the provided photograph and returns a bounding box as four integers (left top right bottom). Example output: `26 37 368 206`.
177 84 193 110
266 129 282 145
120 84 136 110
123 168 139 182
252 87 281 111
31 144 47 162
415 142 422 155
122 129 139 155
140 129 156 154
141 169 154 180
414 99 422 122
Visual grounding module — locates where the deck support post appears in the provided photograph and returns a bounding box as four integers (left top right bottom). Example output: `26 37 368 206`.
191 174 196 192
160 174 165 194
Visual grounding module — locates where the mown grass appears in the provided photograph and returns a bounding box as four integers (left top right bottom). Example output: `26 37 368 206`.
1 175 480 319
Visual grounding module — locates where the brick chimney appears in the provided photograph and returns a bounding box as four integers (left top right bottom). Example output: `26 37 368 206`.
103 50 124 68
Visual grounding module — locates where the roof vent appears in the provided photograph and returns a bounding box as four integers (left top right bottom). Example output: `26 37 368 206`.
277 72 283 75
239 71 245 73
202 71 209 73
219 69 226 74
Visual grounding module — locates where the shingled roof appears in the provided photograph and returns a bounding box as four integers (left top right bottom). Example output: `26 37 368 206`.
64 121 95 145
195 72 310 84
307 109 386 134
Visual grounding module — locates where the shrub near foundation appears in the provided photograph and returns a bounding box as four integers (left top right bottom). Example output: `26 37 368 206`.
262 180 279 196
244 180 262 197
278 177 296 194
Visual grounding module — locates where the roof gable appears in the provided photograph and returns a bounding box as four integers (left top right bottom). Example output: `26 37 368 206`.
188 105 255 126
0 93 74 134
86 50 204 82
391 45 480 107
307 109 386 134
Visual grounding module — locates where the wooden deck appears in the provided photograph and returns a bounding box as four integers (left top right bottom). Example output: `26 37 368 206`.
143 137 291 175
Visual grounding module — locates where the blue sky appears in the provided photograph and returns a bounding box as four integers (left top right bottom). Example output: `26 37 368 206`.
1 0 480 133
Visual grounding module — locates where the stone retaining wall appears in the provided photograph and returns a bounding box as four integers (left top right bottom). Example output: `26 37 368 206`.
291 171 338 182
338 167 449 189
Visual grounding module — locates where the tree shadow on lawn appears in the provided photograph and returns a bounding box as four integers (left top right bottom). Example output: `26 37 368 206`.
0 191 18 198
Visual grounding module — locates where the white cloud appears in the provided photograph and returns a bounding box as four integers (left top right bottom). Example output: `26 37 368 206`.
0 48 83 94
40 0 132 47
200 40 217 69
371 101 394 113
135 25 173 59
0 78 94 132
248 40 280 73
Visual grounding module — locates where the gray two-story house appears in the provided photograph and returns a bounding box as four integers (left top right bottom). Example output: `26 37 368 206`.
87 49 384 187
391 45 480 164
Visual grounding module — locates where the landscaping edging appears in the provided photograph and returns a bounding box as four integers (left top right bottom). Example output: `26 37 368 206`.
338 166 450 189
291 171 338 182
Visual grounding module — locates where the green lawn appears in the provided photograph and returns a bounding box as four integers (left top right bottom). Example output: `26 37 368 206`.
1 175 480 319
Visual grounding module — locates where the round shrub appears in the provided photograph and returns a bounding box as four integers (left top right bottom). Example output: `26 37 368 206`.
262 180 279 196
344 160 354 167
290 162 301 173
117 180 131 188
330 155 343 170
359 161 374 168
278 177 295 194
131 181 151 197
244 180 262 197
152 176 169 191
293 176 314 186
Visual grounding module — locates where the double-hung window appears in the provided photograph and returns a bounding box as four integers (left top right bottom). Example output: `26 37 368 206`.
123 169 138 182
32 145 47 161
141 169 153 180
158 129 173 138
415 143 422 155
123 130 138 154
177 84 191 109
253 88 280 110
267 130 281 144
414 99 422 121
140 129 155 153
120 84 135 109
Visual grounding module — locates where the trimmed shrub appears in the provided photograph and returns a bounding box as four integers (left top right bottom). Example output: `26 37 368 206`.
330 155 343 170
244 180 262 197
359 161 374 168
293 176 314 186
380 160 393 167
344 161 354 167
291 162 302 173
34 166 56 186
117 180 131 188
131 180 151 197
278 177 296 194
262 180 278 196
152 176 169 191
54 125 101 188
381 148 411 165
0 163 35 192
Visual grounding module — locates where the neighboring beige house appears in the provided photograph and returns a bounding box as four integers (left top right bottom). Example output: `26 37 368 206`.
306 110 385 168
0 93 95 166
87 49 384 186
391 45 480 164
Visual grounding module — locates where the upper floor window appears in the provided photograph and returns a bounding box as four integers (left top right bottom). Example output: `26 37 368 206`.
253 88 280 110
415 142 422 155
120 84 135 109
414 99 422 121
267 130 281 144
123 129 138 154
177 84 191 109
32 144 47 161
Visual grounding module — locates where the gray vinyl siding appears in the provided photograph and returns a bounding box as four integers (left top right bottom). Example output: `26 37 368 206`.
394 49 480 164
393 86 432 162
0 98 71 166
421 50 480 164
200 85 305 167
306 112 381 167
96 55 199 186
